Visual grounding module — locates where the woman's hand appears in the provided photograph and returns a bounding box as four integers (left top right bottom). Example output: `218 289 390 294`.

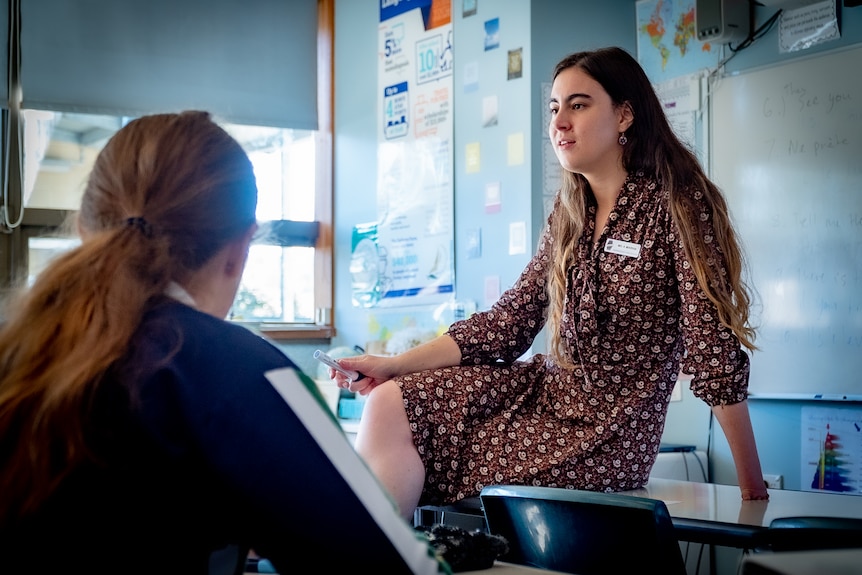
740 485 770 501
330 354 399 396
330 334 462 396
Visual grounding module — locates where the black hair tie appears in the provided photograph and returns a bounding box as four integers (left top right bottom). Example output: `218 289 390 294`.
125 216 153 238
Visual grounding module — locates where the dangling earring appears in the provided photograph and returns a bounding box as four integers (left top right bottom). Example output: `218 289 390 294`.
618 133 628 146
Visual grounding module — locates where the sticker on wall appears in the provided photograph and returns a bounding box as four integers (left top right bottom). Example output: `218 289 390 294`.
482 95 498 127
507 47 522 80
484 17 499 51
465 142 481 173
509 221 526 255
465 228 482 259
463 61 479 93
462 0 477 18
484 275 500 307
485 181 501 214
507 132 524 166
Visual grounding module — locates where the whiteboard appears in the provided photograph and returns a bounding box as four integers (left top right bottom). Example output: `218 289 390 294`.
710 44 862 400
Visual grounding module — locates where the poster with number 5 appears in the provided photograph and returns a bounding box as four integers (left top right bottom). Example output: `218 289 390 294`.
375 0 454 307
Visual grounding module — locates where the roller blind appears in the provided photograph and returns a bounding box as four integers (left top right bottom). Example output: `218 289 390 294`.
19 0 318 129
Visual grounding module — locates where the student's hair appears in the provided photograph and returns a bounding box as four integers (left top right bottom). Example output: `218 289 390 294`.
545 47 756 368
0 111 258 521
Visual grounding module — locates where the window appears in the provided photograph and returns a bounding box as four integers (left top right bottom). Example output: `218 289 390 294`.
219 123 325 328
1 0 334 339
18 113 329 332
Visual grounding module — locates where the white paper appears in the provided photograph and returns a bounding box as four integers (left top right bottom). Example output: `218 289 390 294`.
779 0 840 54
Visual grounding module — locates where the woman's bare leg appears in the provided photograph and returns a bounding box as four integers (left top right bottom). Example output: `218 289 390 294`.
354 380 425 522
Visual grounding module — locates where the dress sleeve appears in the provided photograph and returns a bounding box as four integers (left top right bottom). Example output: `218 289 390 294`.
670 189 750 406
447 199 556 365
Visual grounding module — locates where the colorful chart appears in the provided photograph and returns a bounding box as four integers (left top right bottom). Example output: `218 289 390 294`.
802 407 862 495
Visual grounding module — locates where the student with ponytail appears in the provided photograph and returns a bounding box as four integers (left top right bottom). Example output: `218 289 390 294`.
0 112 444 574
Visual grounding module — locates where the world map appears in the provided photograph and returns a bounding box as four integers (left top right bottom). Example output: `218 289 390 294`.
636 0 721 82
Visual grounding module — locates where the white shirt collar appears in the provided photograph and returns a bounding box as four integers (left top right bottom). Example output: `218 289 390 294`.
164 281 197 308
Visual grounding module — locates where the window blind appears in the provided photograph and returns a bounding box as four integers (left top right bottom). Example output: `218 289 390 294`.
19 0 318 129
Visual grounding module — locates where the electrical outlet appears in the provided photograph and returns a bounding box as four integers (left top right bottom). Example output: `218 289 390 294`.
763 474 783 489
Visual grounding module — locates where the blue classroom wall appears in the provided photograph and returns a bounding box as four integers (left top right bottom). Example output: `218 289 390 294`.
277 0 862 497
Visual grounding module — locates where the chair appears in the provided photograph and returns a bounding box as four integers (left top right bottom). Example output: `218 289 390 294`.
480 485 687 575
208 544 249 575
759 516 862 552
414 496 488 532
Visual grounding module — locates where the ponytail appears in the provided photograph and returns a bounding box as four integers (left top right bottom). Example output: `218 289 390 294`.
0 111 258 522
0 221 171 520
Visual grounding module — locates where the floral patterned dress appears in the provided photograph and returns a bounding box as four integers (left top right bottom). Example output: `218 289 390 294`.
396 171 750 506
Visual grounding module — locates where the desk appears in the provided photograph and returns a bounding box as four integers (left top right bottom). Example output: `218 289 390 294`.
415 444 705 530
245 560 567 575
740 548 862 575
618 477 862 549
463 561 570 574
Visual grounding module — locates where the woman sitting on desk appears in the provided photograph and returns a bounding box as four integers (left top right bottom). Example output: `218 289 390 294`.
331 47 770 522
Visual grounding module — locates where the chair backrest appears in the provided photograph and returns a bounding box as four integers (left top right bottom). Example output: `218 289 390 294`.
480 485 686 575
208 544 249 575
765 516 862 552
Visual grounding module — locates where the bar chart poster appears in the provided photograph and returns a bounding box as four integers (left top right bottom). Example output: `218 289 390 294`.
801 406 862 495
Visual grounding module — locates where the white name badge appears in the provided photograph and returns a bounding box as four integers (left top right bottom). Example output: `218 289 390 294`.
604 238 642 258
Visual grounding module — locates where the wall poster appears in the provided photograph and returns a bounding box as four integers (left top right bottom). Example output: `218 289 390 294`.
373 0 454 308
802 406 862 496
635 0 722 83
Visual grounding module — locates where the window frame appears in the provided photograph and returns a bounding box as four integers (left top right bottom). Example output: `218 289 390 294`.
251 0 333 340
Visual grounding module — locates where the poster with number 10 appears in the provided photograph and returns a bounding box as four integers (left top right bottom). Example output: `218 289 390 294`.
375 0 454 308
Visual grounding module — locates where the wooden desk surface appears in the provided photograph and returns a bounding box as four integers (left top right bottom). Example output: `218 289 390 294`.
245 561 565 575
741 548 862 575
462 561 569 574
619 477 862 547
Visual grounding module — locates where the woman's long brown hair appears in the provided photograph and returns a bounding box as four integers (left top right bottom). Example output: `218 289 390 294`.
545 47 756 367
0 111 258 522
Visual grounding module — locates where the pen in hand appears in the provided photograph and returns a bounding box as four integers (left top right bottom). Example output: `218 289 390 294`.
313 350 366 382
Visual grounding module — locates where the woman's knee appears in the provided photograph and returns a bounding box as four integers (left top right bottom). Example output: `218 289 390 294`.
365 379 405 416
356 380 413 452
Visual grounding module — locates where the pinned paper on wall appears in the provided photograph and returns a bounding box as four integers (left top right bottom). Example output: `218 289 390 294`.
507 47 523 80
509 221 526 255
463 61 479 93
462 0 477 18
484 17 500 51
779 0 840 53
482 95 498 127
654 73 699 153
484 275 500 307
374 3 454 310
801 406 862 495
465 142 481 173
507 132 524 166
484 181 501 213
466 228 482 259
